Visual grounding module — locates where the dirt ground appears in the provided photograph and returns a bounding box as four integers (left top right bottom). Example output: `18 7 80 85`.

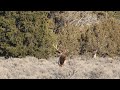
0 56 120 79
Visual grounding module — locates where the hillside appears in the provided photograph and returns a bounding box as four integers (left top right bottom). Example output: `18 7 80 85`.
0 11 120 79
0 56 120 79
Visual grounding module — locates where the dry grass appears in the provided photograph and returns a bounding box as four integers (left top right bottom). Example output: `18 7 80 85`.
0 56 120 79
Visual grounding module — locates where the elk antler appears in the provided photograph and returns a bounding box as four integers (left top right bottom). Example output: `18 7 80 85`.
53 44 59 51
52 43 61 53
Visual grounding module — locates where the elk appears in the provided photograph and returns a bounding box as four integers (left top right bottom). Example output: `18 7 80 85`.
93 50 98 58
53 44 69 67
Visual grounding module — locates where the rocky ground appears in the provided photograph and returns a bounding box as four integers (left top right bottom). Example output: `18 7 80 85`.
0 56 120 79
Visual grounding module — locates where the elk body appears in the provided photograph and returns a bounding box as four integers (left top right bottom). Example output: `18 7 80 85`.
53 44 68 67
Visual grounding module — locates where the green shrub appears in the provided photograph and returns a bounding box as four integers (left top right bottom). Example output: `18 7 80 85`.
0 11 120 59
78 17 120 57
56 23 82 56
0 11 57 59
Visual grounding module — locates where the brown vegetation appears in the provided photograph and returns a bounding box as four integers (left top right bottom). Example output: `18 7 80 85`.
0 56 120 79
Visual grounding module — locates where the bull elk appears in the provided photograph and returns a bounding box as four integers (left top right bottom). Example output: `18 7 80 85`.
53 44 69 67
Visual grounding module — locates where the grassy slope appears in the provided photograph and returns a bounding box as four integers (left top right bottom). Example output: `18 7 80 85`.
0 56 120 79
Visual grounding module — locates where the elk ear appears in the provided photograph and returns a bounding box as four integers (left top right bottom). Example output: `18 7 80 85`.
64 49 69 56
